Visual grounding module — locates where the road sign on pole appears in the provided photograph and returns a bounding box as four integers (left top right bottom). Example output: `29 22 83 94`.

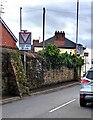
84 52 89 57
76 44 83 55
92 59 93 64
19 31 31 50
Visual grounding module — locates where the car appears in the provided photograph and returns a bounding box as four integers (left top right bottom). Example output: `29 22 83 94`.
79 68 93 107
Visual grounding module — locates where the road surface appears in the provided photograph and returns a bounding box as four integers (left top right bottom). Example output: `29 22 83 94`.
2 85 93 118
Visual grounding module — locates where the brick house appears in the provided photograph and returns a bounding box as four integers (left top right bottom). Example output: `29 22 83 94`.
32 31 85 54
0 17 17 48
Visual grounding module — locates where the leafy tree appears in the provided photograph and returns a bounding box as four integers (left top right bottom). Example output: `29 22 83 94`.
39 44 60 69
39 44 84 69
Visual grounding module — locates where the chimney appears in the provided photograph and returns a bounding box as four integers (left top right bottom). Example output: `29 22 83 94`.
55 31 65 41
54 31 65 46
33 39 39 46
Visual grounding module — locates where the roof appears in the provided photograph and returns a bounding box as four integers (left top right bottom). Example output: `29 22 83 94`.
36 36 76 49
0 17 18 42
35 35 86 50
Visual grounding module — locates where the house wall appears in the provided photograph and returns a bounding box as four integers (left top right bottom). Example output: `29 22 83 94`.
0 23 17 48
0 23 2 44
34 46 76 54
34 47 43 52
60 48 75 54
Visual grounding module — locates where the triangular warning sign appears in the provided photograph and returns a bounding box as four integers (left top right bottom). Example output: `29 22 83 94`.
19 32 31 43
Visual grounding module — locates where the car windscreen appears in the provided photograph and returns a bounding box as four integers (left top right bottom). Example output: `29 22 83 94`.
86 71 93 80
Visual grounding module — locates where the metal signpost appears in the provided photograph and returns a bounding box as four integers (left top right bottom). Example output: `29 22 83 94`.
19 7 32 73
84 52 89 73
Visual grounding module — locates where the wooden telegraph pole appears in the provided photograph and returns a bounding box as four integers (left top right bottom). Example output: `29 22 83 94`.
20 7 22 31
43 7 45 49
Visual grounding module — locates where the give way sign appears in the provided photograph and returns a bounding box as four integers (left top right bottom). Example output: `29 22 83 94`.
19 31 31 50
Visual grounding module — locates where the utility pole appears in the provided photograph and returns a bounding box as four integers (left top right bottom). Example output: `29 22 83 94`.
76 0 79 55
43 7 45 49
20 7 22 31
20 7 26 73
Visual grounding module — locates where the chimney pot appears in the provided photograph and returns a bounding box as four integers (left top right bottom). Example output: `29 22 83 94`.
33 39 39 46
55 31 65 41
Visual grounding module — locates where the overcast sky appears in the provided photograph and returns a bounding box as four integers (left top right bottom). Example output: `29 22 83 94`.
1 0 92 51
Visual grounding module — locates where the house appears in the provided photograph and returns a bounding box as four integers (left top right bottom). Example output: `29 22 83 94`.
0 17 18 49
33 31 85 54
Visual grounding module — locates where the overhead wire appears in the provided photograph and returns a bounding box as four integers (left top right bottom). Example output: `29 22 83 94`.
22 7 90 19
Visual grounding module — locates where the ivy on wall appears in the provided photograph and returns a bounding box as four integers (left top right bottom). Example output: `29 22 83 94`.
2 46 83 97
10 50 30 96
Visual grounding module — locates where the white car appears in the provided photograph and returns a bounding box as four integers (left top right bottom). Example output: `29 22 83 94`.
79 68 93 107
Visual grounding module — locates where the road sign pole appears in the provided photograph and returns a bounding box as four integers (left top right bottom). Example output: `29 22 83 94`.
85 56 86 73
24 52 26 73
20 7 26 73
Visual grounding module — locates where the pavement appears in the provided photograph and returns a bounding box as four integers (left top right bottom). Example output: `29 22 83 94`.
0 81 80 105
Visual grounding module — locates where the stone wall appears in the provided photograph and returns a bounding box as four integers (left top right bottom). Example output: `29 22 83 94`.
2 48 30 97
2 48 21 96
26 57 44 90
2 48 80 97
43 67 74 85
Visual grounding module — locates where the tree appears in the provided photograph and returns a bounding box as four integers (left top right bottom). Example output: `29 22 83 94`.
39 44 60 69
39 44 84 69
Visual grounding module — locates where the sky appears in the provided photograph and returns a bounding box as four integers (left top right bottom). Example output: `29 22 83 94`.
1 0 93 67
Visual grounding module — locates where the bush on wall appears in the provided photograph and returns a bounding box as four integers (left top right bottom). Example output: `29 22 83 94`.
39 44 84 69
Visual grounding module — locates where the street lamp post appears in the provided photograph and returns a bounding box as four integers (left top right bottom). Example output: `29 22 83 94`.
76 0 79 55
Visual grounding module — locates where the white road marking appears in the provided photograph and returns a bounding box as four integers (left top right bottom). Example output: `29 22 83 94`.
49 99 76 113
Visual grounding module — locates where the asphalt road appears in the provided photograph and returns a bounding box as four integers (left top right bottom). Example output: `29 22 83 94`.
2 84 93 118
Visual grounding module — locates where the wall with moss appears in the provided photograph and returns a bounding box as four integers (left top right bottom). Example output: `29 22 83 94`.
2 48 80 97
2 48 30 97
26 57 44 91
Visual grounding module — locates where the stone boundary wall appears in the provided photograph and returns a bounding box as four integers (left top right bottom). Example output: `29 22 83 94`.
43 67 74 85
2 48 80 97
